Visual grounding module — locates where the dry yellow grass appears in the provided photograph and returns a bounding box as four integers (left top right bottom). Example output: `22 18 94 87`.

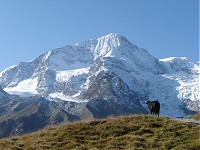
192 112 200 120
0 115 199 150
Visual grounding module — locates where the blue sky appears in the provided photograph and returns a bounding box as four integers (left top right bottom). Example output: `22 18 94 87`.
0 0 199 72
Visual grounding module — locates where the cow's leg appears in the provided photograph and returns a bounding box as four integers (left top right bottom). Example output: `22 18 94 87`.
150 110 153 115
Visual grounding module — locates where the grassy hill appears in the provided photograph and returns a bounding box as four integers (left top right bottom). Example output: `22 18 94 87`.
0 115 199 150
192 112 200 120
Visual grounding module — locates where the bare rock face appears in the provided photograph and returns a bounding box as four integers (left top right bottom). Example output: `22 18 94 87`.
0 97 80 138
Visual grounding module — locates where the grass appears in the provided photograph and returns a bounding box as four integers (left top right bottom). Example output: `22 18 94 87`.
192 112 200 120
0 115 199 150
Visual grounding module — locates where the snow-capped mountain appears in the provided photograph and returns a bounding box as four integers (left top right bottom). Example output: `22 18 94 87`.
0 33 199 118
158 57 199 113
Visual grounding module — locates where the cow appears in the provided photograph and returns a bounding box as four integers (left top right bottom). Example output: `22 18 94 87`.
145 100 160 117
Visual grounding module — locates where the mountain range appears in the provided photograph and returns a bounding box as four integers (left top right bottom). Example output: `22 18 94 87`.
0 33 199 138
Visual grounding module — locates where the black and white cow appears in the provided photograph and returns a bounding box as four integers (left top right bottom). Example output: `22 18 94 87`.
145 100 160 117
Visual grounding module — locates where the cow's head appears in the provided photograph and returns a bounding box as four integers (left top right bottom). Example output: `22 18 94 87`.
145 101 149 104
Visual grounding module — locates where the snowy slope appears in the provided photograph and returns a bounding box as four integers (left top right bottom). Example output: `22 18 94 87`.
0 33 199 117
159 57 199 113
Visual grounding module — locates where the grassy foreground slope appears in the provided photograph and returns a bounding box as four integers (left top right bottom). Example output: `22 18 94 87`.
0 115 199 150
192 112 200 120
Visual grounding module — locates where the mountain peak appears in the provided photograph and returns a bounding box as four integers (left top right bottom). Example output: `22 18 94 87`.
97 33 130 45
93 33 135 59
99 33 118 39
159 57 199 74
160 57 188 62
